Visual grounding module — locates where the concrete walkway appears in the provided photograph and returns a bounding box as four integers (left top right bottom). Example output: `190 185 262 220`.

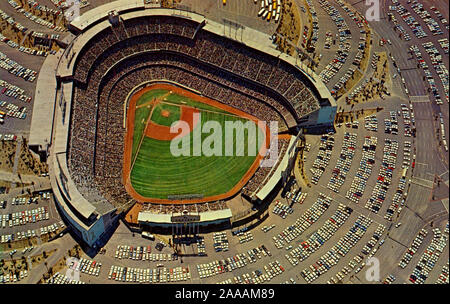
12 137 22 175
0 170 50 186
20 234 76 284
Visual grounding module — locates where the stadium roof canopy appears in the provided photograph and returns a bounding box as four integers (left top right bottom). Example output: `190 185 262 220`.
256 136 296 201
29 54 60 152
137 209 232 224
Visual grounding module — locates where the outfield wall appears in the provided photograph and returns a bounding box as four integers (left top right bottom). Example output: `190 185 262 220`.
137 209 232 227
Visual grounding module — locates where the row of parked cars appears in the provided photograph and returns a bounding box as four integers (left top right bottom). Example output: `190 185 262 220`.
387 8 411 41
410 1 444 36
438 38 448 54
329 224 386 283
317 0 351 85
11 196 37 205
347 77 369 102
327 132 357 193
288 204 353 265
329 255 364 284
0 101 27 119
12 192 51 205
438 113 448 152
219 260 285 284
237 231 254 244
436 262 449 284
346 136 377 203
71 258 102 277
0 51 37 82
8 0 66 32
398 228 428 268
0 270 28 283
108 265 191 283
409 45 444 105
332 0 370 92
40 222 63 235
365 139 399 214
47 272 84 284
300 215 373 283
409 228 448 284
395 2 428 39
364 114 378 132
429 5 449 27
384 111 399 135
272 193 332 250
196 237 206 256
402 140 412 169
0 134 17 141
272 201 293 219
0 79 32 102
0 33 48 57
400 104 414 138
310 134 334 184
213 232 229 252
331 0 368 95
115 245 150 260
0 206 49 228
422 41 449 104
384 167 408 221
115 245 176 262
261 224 275 233
0 221 64 244
303 0 319 52
196 244 271 279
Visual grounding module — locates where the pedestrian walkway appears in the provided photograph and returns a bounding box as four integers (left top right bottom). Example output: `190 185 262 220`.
12 137 22 175
410 95 430 103
0 171 49 185
410 176 434 189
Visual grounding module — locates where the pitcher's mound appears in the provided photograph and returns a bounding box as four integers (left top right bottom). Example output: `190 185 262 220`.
161 110 170 118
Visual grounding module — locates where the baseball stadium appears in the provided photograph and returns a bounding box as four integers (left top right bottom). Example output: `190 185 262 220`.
38 1 336 248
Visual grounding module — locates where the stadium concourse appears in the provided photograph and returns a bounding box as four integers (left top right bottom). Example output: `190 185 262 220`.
28 2 338 249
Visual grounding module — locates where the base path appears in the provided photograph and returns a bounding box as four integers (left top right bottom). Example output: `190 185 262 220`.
144 104 200 141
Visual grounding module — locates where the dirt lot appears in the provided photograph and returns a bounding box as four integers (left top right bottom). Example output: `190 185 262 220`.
275 0 302 56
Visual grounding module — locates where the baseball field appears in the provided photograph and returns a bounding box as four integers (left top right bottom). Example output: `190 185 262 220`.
123 83 268 203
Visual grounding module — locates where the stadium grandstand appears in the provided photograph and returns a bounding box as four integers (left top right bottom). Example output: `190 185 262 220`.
34 1 336 248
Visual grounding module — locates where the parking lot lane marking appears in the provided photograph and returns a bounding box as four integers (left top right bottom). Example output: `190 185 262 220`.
410 96 430 103
410 177 434 189
438 171 448 178
441 198 449 213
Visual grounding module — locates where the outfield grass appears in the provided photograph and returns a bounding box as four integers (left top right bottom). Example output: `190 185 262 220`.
136 89 168 106
132 105 152 161
130 105 263 199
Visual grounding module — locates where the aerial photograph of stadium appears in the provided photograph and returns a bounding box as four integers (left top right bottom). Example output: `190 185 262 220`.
0 0 448 290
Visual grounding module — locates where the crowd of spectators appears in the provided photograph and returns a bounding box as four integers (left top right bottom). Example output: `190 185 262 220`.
68 16 320 212
242 138 290 197
73 16 320 119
